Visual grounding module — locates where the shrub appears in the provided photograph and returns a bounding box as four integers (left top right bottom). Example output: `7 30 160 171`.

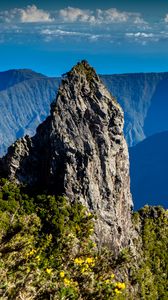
0 179 126 299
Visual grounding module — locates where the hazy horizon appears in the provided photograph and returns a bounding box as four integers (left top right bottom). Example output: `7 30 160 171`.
1 64 168 78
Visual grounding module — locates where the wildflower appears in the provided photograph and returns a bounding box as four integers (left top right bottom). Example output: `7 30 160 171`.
81 266 89 274
81 268 85 273
111 273 115 279
85 257 94 264
116 282 126 289
46 268 52 275
114 288 122 294
26 266 30 273
64 278 71 286
35 255 40 261
29 249 36 256
74 257 84 265
60 271 65 278
67 233 74 238
105 279 110 284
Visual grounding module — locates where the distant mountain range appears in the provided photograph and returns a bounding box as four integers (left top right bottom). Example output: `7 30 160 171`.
129 131 168 209
0 69 46 91
0 70 60 154
1 69 168 156
0 68 168 209
101 73 168 146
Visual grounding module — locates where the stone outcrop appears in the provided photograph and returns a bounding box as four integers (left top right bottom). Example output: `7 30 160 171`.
1 60 134 251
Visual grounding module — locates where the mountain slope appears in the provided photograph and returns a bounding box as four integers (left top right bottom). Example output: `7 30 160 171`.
0 75 60 155
129 131 168 209
1 61 134 251
144 78 168 136
101 72 168 146
0 69 46 91
1 69 168 155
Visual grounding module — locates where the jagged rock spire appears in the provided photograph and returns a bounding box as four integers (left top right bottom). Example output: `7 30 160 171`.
1 61 134 252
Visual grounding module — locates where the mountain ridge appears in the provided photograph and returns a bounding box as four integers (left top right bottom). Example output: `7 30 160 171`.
0 69 46 92
1 68 168 156
0 75 61 155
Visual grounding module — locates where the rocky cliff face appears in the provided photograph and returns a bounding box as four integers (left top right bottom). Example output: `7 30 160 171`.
1 61 133 251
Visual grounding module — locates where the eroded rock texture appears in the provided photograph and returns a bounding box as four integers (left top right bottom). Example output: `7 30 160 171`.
1 61 133 251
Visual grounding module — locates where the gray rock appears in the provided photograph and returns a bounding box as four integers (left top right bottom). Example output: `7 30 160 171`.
1 61 134 252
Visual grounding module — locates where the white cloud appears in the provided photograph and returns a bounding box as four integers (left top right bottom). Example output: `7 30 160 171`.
41 28 91 37
126 32 154 38
2 5 166 47
58 7 146 25
59 7 95 23
20 5 53 23
96 8 129 23
125 32 160 45
0 6 147 26
0 5 53 23
40 28 110 42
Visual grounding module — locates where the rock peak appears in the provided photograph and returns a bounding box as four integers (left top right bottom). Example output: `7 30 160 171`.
65 60 99 84
1 62 134 252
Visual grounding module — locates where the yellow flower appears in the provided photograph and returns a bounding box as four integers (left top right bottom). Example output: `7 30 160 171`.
114 288 122 294
29 249 36 256
60 271 65 278
116 282 126 289
111 273 115 279
81 267 89 274
74 257 84 265
85 257 94 264
46 268 52 275
64 278 71 286
105 279 110 284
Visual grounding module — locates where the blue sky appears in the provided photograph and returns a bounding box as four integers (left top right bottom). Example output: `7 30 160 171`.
0 1 168 76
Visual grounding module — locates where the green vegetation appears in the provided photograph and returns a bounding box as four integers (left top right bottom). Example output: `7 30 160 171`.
131 206 168 300
0 179 126 299
68 60 97 83
0 179 167 299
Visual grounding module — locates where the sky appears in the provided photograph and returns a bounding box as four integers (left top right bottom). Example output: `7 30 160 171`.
1 1 168 76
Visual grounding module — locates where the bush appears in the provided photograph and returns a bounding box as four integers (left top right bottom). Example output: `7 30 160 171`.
131 206 168 299
0 179 126 299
